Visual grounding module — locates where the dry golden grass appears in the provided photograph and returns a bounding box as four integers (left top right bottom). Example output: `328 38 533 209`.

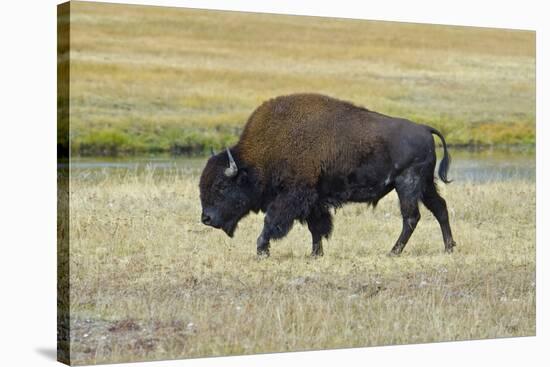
66 165 535 365
64 1 535 154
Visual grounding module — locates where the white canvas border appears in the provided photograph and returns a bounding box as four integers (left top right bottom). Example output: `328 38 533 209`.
0 0 545 366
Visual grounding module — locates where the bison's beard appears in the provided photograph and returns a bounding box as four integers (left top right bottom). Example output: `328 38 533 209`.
221 209 250 238
222 220 238 238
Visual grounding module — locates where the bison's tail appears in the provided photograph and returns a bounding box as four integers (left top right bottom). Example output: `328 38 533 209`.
428 127 452 184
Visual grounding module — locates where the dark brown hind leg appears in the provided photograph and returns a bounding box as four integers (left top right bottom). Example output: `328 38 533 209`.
306 206 333 257
422 182 456 253
390 168 423 256
390 197 421 256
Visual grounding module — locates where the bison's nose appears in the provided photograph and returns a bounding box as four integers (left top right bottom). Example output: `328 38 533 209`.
201 213 212 225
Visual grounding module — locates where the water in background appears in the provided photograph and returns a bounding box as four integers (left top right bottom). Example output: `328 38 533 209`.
63 148 535 183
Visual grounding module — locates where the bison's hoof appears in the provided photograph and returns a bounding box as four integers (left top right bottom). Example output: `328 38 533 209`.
445 241 456 253
387 250 402 257
257 249 270 258
310 252 324 258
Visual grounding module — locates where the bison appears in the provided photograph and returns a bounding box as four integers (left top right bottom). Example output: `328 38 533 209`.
199 93 456 257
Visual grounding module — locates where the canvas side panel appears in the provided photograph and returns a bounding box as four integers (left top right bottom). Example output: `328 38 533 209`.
57 1 70 365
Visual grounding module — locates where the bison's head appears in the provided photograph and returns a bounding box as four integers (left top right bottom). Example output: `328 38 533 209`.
199 148 258 237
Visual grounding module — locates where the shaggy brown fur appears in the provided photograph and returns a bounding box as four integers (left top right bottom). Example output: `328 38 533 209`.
237 94 385 187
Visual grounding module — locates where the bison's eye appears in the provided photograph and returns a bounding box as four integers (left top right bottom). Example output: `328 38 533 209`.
213 183 228 193
210 179 224 190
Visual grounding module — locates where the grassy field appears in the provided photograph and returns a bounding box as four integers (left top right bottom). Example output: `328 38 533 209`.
61 1 535 155
65 164 535 365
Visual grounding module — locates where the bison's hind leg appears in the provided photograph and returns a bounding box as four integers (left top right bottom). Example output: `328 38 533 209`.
421 181 456 253
390 166 425 256
306 206 333 257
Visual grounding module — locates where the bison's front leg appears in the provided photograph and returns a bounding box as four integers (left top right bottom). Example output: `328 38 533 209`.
306 206 333 257
256 187 318 257
256 233 270 257
256 211 294 257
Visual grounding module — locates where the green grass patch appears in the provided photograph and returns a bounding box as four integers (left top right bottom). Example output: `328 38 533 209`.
65 2 535 155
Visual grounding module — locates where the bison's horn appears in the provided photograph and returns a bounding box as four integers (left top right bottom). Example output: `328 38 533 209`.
224 148 238 177
210 147 216 157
